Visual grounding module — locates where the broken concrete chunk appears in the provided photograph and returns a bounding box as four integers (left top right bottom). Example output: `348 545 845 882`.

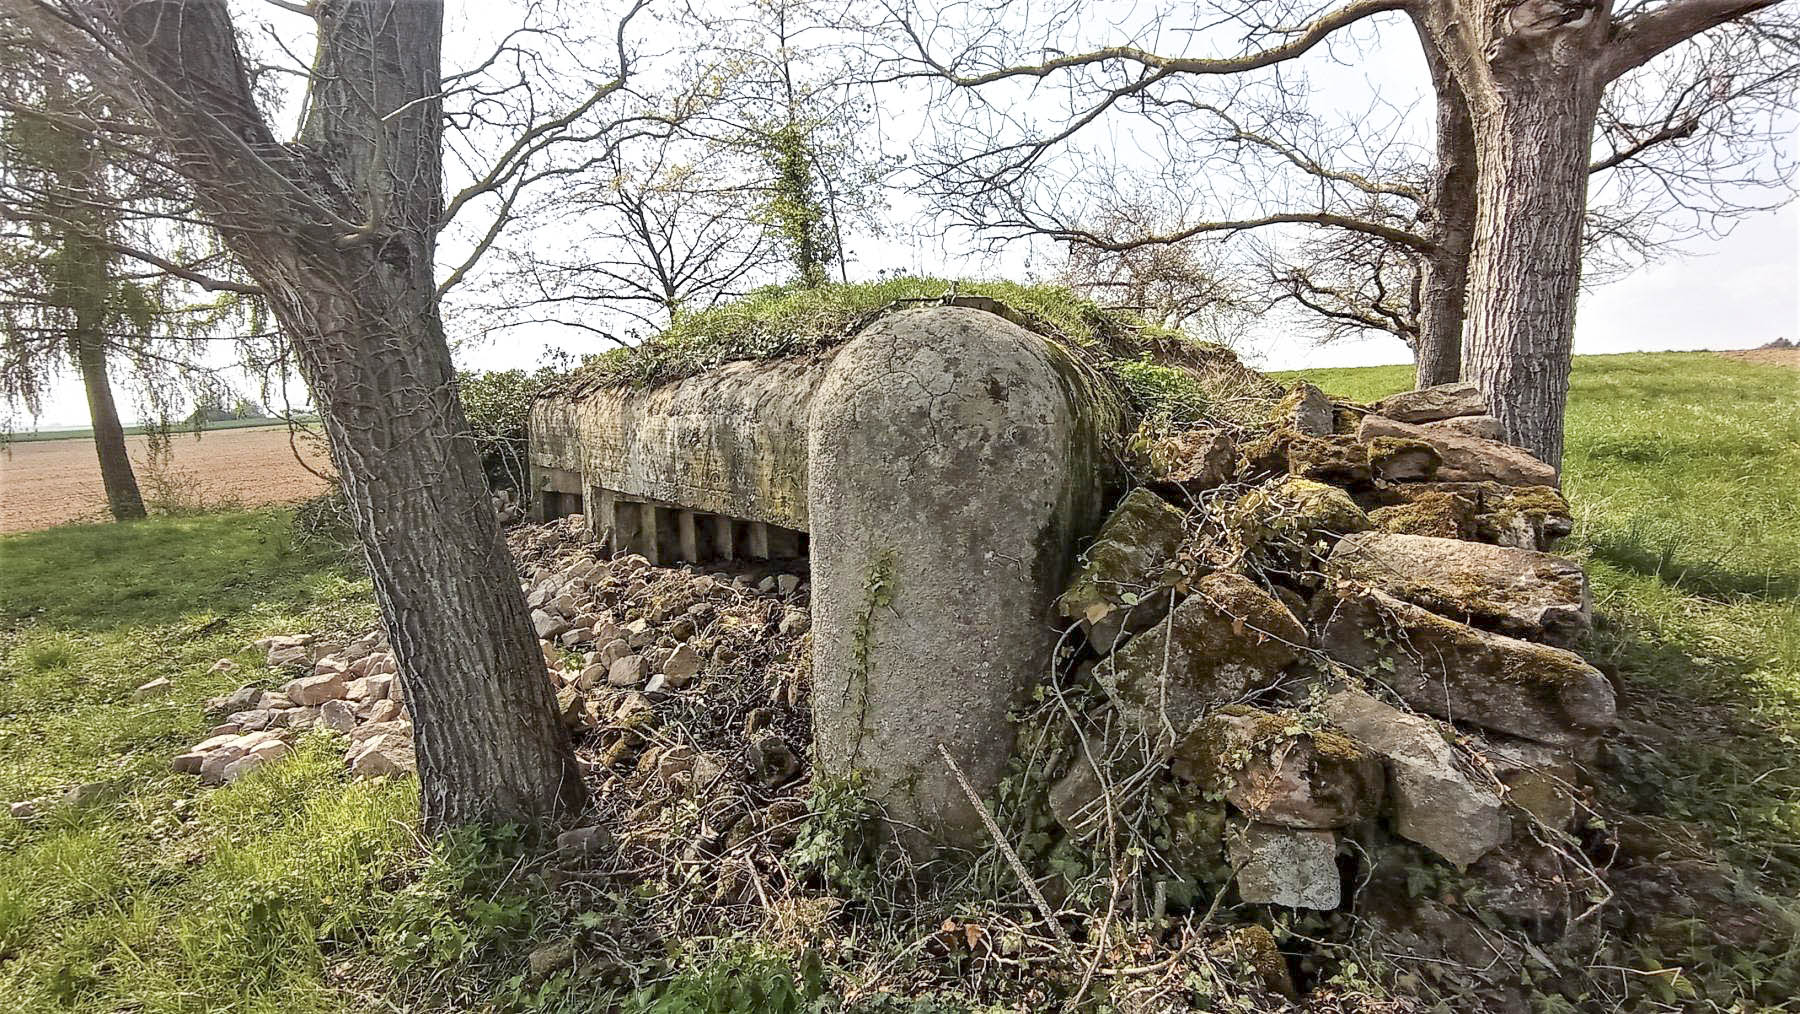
1228 822 1340 910
283 672 348 707
1098 572 1304 740
319 699 359 733
531 609 572 640
1314 587 1615 748
1358 415 1556 487
1370 382 1487 423
1322 690 1510 867
133 677 173 701
349 734 416 778
1176 707 1384 830
607 654 648 687
1328 532 1591 647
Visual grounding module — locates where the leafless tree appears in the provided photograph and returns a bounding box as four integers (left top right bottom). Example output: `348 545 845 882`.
1056 195 1256 342
3 0 684 833
891 0 1795 465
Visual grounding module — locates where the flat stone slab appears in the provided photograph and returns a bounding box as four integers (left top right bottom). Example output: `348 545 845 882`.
1323 690 1510 867
1358 416 1557 487
1314 586 1615 748
1328 531 1591 647
1370 382 1487 423
1229 822 1340 910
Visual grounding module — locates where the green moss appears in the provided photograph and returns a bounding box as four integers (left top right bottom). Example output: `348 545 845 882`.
1110 359 1214 422
1232 477 1371 550
1369 492 1477 540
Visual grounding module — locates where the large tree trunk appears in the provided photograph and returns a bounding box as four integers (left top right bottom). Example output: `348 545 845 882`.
1460 80 1600 471
96 0 584 832
73 328 145 521
1411 12 1476 389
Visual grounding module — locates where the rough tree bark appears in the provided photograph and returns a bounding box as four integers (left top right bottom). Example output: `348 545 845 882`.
75 0 583 831
1431 0 1780 468
1412 11 1475 388
1461 78 1599 468
73 326 145 521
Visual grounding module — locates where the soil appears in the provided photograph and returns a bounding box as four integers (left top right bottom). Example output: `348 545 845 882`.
1717 347 1800 369
0 425 332 533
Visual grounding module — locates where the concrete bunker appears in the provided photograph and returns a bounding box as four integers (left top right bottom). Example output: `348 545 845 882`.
530 304 1122 851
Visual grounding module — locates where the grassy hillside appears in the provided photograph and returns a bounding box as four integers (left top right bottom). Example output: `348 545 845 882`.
1 351 1796 1011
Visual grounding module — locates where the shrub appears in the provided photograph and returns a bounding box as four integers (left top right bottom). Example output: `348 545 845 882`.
457 369 557 492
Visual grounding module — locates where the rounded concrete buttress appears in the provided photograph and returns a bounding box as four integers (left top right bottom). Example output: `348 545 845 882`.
807 305 1118 854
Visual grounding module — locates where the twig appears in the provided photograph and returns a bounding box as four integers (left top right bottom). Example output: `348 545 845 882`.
937 742 1072 947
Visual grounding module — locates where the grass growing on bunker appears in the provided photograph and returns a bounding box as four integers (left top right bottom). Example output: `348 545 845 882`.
561 277 1271 425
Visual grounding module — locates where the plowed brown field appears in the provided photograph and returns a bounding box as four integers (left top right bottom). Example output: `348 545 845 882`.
0 425 332 533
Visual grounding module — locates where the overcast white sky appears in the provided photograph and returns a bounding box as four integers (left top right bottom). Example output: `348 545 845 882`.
15 2 1799 428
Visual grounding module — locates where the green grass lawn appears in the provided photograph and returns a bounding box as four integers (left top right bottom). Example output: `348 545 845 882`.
2 351 1796 1012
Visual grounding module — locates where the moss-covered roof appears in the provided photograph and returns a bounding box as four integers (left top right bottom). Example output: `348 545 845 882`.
545 277 1280 426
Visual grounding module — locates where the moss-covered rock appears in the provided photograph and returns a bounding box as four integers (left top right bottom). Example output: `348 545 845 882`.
1359 481 1573 550
1174 705 1384 829
1327 531 1591 647
1368 490 1479 540
1272 381 1334 436
1358 415 1557 487
1366 435 1442 482
1285 433 1372 484
1231 477 1371 580
1056 488 1187 652
1096 572 1304 740
1312 585 1615 748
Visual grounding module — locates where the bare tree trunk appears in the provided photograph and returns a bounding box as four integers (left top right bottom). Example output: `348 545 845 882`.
1413 31 1476 389
92 0 584 832
1461 81 1599 471
73 327 145 521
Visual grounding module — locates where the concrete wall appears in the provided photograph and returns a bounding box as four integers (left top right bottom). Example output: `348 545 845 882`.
530 357 832 532
528 305 1122 853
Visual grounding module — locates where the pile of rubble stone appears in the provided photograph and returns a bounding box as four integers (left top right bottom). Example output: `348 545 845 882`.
170 514 817 852
1048 381 1610 914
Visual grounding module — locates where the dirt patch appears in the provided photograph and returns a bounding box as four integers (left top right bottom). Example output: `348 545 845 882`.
0 425 332 533
1717 347 1800 369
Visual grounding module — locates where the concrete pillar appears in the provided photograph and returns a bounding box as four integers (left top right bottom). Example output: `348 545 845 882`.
635 502 661 565
807 306 1117 854
677 510 699 563
747 522 771 560
594 488 617 551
